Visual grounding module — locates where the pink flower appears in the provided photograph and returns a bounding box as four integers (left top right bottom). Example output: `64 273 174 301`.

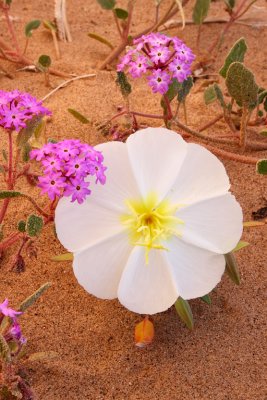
0 102 29 131
0 299 22 319
64 178 91 204
32 140 107 204
147 69 171 95
128 56 149 78
175 44 196 63
117 33 195 95
149 45 171 64
0 90 51 132
168 58 191 82
38 173 66 200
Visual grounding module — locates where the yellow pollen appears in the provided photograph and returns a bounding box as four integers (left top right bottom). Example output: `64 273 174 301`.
121 193 184 264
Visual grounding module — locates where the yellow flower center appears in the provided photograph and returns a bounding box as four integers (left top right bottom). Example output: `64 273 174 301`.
121 193 184 263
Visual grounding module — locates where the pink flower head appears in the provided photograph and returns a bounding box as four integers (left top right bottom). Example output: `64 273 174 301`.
0 90 51 132
147 69 171 95
0 299 22 320
32 140 107 204
117 33 194 95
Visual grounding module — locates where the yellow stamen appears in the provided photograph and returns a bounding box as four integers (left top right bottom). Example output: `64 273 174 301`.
121 193 184 264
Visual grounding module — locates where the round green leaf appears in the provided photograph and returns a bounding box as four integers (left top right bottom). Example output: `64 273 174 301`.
114 8 128 19
25 20 41 37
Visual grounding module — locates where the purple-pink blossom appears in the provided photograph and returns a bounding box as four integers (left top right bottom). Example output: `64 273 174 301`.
0 90 51 132
31 139 107 204
148 69 171 95
0 298 22 319
117 33 195 95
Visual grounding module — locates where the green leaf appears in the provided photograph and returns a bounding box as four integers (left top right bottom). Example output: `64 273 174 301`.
25 19 41 37
256 159 267 175
51 252 73 261
0 190 22 199
16 116 42 148
26 214 43 237
214 84 226 108
219 38 247 78
160 79 180 113
114 8 128 19
201 294 212 305
2 149 7 161
22 142 31 162
226 62 258 109
192 0 210 25
116 71 131 97
19 282 51 312
43 20 57 31
259 129 267 137
67 108 90 124
232 240 249 252
175 297 194 330
0 333 11 363
204 84 217 105
177 76 193 103
225 252 240 285
27 351 57 362
37 55 51 71
17 220 26 232
96 0 116 10
224 0 235 10
264 97 267 112
88 33 114 49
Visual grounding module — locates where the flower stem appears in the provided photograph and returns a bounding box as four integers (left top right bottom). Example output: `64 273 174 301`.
2 5 20 55
0 131 13 224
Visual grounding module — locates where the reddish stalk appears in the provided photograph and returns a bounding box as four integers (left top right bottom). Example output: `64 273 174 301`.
2 5 20 55
0 131 13 224
203 144 258 165
199 114 223 132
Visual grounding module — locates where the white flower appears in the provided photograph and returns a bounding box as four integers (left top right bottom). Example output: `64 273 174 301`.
55 128 243 315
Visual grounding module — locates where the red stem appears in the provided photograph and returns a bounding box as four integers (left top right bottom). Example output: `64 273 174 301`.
0 131 13 224
2 5 20 55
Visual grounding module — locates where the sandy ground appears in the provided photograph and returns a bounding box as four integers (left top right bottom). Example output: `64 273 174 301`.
0 0 267 399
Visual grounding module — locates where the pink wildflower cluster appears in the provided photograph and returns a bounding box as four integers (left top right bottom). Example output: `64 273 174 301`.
30 140 107 204
0 89 51 132
0 299 26 345
117 33 195 95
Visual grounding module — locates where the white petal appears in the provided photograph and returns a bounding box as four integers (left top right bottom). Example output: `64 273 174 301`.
166 237 225 299
177 193 243 254
167 143 230 204
126 128 187 201
55 198 123 252
55 141 140 252
118 247 178 314
73 232 132 299
93 141 140 212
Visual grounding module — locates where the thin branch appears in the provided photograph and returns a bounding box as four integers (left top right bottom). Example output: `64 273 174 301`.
203 144 258 165
199 113 223 132
41 74 96 102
